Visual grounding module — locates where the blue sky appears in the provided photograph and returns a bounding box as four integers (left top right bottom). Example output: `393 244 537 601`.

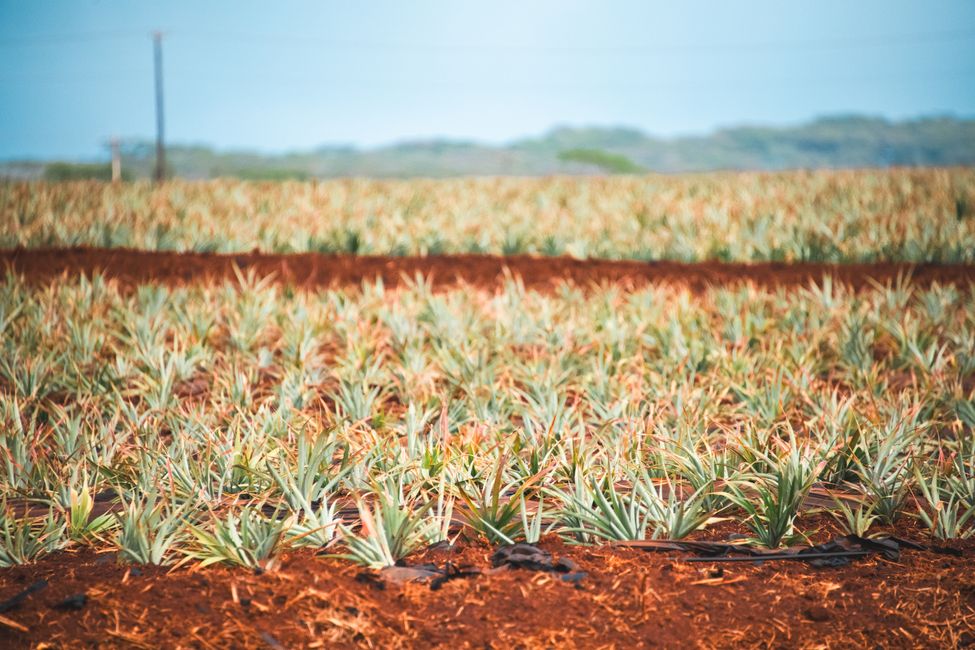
1 0 974 160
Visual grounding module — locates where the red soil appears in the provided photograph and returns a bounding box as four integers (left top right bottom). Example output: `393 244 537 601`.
0 534 972 649
3 250 974 647
4 247 975 291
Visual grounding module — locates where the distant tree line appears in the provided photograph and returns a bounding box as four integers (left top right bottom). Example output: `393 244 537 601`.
43 162 132 182
5 114 973 181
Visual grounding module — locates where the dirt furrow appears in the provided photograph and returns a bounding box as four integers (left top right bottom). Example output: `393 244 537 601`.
3 248 975 291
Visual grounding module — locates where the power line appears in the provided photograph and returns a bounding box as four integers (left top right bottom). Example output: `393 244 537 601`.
1 27 973 52
172 65 975 87
3 66 974 90
0 29 144 47
184 26 975 53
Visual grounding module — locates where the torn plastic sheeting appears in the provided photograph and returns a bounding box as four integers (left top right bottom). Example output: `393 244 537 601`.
491 543 579 573
0 581 48 613
614 535 940 566
377 561 483 588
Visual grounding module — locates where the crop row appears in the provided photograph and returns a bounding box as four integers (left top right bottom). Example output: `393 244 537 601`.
2 168 974 261
0 272 973 569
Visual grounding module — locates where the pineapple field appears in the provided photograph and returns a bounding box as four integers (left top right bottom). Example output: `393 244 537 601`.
0 169 974 647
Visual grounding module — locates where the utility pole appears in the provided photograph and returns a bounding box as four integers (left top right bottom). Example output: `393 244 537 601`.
152 31 166 182
110 137 121 183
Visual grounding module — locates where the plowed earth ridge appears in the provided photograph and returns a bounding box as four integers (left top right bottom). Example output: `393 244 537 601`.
4 248 975 291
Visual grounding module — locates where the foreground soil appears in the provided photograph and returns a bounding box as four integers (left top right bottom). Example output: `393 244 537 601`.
1 533 972 649
4 248 975 292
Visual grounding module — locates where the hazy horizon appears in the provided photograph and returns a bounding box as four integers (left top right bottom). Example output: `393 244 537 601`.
4 112 974 164
2 1 974 160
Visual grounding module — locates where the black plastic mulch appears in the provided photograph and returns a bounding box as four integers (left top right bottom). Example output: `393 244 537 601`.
375 543 589 588
0 580 47 613
615 534 961 567
355 535 962 593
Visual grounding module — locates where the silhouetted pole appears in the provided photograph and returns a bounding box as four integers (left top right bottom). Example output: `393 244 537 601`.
110 137 121 182
152 31 166 182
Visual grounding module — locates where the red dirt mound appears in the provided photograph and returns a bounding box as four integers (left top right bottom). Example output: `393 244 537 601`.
3 248 975 292
0 535 972 649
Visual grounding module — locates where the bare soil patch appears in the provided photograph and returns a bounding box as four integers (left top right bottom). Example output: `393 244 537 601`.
1 531 972 649
4 248 975 292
